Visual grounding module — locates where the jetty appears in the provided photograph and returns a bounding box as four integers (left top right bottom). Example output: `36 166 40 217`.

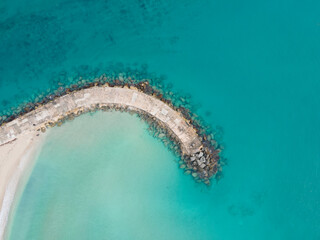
0 84 221 183
0 86 202 152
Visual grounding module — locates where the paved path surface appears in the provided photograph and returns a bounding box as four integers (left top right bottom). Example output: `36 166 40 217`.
0 86 202 155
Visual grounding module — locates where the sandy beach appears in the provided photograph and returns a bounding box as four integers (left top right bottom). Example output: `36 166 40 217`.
0 132 45 240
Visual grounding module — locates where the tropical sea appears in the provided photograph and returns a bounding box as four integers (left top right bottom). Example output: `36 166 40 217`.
1 0 320 239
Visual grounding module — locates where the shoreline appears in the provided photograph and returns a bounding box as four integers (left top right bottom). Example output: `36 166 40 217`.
0 132 45 240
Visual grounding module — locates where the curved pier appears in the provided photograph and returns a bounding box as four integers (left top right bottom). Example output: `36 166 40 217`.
0 83 222 185
0 86 202 154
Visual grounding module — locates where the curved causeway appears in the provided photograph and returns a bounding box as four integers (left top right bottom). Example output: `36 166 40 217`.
0 86 202 155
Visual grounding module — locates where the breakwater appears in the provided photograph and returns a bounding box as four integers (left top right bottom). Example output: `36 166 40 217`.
0 80 223 184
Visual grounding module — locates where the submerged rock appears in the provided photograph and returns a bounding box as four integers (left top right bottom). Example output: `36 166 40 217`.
158 133 165 138
180 164 186 169
0 72 224 186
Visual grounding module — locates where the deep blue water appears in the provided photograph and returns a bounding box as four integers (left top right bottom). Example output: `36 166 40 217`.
1 0 320 239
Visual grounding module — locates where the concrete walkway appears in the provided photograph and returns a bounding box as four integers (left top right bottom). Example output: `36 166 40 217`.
0 86 202 155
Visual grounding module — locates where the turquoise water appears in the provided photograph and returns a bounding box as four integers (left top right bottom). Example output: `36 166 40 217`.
7 112 217 239
1 0 320 239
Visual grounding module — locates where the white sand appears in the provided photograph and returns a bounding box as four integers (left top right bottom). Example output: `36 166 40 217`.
0 132 45 240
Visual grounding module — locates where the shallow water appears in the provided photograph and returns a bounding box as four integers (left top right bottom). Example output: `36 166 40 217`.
7 112 216 240
1 0 320 239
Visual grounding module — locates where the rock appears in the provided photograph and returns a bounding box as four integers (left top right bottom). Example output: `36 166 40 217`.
200 156 206 163
49 122 56 127
192 172 198 178
197 151 204 157
180 164 186 169
190 156 196 161
158 133 165 138
184 170 191 175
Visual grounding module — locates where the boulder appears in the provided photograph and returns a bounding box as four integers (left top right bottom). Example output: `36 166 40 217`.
158 133 165 138
180 164 186 169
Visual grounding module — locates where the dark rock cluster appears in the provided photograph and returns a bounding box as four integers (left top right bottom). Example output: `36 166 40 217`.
183 145 222 185
1 71 225 184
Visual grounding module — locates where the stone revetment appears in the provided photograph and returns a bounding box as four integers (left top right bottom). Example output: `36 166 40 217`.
0 84 222 184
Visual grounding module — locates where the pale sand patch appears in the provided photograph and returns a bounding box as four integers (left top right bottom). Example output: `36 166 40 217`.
0 132 46 240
